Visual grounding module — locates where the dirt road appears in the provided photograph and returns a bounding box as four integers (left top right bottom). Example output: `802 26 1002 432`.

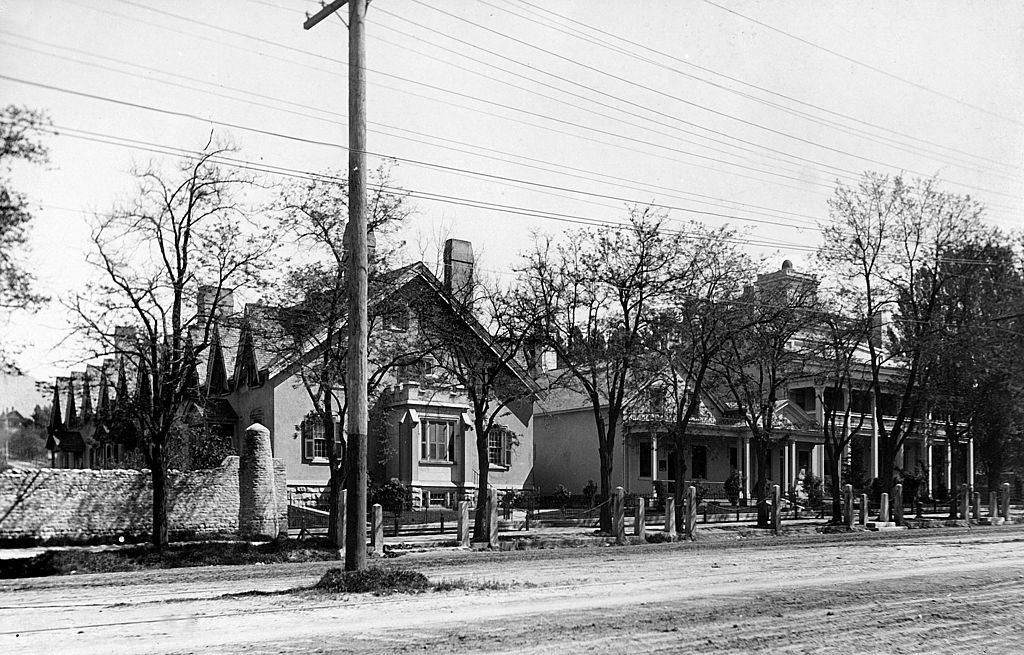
2 527 1023 654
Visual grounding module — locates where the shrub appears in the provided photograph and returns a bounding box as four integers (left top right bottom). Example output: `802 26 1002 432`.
369 478 412 512
804 473 824 508
724 469 743 506
315 566 430 594
553 484 572 507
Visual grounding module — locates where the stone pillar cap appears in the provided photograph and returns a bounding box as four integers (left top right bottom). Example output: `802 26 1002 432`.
245 422 270 436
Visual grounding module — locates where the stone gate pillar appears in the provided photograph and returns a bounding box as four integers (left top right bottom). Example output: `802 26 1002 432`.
239 422 281 538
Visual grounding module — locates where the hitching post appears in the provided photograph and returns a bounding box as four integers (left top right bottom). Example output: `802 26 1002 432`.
972 492 981 521
771 484 781 536
959 484 970 520
371 503 384 556
685 485 697 541
457 500 470 547
859 494 868 526
613 486 626 545
488 488 499 549
664 497 677 539
1002 483 1012 521
893 484 904 526
879 492 889 523
635 502 646 540
844 484 854 528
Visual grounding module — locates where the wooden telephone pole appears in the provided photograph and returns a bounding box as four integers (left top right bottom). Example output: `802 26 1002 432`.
304 0 369 572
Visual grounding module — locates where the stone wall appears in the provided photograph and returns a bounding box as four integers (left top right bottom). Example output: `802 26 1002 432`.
0 454 288 545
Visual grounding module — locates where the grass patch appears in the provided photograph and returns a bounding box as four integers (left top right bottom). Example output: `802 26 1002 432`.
315 566 430 594
0 538 342 579
313 566 512 595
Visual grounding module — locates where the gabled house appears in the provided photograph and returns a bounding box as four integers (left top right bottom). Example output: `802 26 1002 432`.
534 260 956 504
196 240 537 508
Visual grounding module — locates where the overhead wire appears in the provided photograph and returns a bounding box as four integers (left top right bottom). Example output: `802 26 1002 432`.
54 0 857 196
698 0 1024 128
403 0 1023 202
511 0 1022 177
65 0 1024 218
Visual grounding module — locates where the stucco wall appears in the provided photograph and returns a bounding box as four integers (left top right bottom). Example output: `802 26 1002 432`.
271 375 331 487
534 408 610 496
0 455 288 545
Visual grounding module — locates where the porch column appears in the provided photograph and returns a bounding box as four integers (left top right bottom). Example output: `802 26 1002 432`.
742 436 751 501
814 443 824 478
650 434 658 483
967 438 975 490
926 441 934 497
945 444 952 492
782 443 789 492
789 441 798 486
814 385 825 425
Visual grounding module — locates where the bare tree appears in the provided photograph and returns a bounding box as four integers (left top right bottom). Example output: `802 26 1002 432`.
70 138 272 551
1 105 51 363
519 207 684 532
814 312 871 523
272 165 420 548
711 277 819 528
640 226 756 525
819 172 987 496
422 278 537 542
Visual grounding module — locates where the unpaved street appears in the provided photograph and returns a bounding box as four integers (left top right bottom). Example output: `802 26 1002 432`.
2 527 1024 654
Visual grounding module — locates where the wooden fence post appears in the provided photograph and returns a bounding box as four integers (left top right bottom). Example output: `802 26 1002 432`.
457 500 470 547
488 488 499 549
685 485 697 541
371 503 384 556
613 486 626 545
664 497 677 539
771 484 781 536
843 484 854 528
1002 482 1012 522
635 502 646 540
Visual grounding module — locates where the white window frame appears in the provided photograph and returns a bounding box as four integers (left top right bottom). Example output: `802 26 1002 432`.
302 413 339 464
487 425 513 468
421 418 456 463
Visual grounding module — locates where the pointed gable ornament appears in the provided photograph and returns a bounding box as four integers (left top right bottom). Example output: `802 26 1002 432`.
80 375 94 424
65 377 78 429
48 383 63 437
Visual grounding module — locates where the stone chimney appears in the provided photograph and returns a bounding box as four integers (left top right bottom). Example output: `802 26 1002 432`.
197 285 234 320
443 238 474 305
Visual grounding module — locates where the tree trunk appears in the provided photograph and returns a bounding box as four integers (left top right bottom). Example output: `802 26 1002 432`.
672 434 688 530
151 442 168 552
948 439 960 520
327 466 346 549
878 437 896 497
754 440 770 529
598 442 613 533
473 425 490 542
826 441 843 524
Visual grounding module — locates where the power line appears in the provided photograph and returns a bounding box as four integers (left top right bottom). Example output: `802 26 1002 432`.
47 1 852 196
21 120 827 255
404 0 1024 201
24 120 1020 272
512 0 1024 178
698 0 1024 128
0 70 831 234
66 0 1024 214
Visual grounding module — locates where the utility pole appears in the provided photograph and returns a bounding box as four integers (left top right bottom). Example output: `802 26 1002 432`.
303 0 369 572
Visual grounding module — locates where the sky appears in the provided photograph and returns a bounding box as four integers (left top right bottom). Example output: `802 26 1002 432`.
1 0 1023 381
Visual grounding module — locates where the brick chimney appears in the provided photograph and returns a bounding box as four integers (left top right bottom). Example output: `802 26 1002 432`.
443 238 474 305
197 285 234 320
